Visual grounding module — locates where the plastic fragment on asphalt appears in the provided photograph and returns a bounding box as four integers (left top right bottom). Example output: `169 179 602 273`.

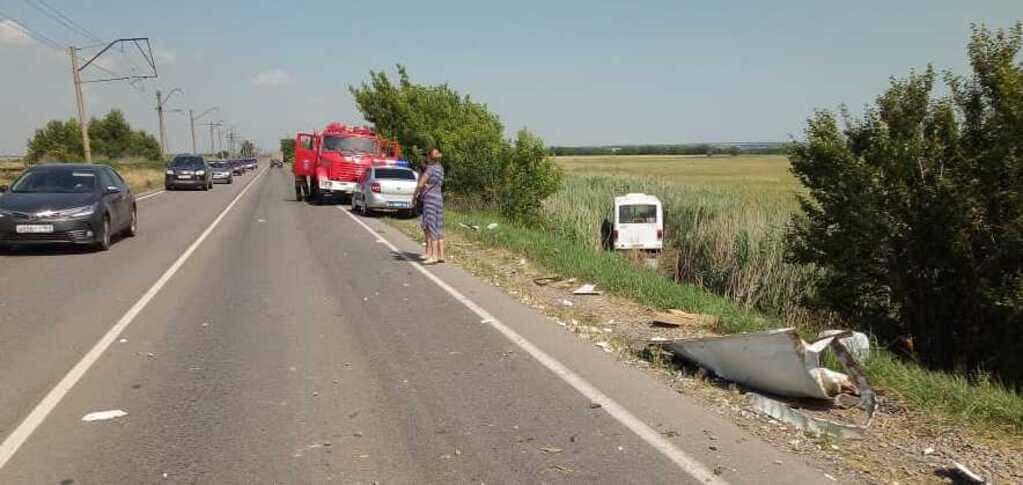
82 409 128 422
257 219 266 223
118 338 127 343
572 284 601 295
541 446 563 454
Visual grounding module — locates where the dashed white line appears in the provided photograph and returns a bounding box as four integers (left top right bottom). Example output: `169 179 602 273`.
336 205 727 485
0 168 268 470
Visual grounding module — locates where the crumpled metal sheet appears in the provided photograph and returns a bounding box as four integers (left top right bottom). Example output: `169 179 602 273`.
666 327 875 421
667 328 838 399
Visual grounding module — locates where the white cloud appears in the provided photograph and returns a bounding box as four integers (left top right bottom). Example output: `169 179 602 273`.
252 68 293 87
0 20 35 47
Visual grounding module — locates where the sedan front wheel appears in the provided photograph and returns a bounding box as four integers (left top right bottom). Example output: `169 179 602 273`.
125 207 138 237
95 216 111 251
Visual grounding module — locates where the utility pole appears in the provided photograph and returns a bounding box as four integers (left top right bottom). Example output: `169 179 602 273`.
155 88 182 157
189 109 197 154
188 107 219 155
68 38 159 163
69 47 92 163
201 120 223 156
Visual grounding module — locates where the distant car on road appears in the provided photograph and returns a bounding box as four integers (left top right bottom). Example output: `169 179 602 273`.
0 163 137 251
270 159 283 168
165 155 212 190
227 160 244 176
208 161 233 184
245 159 258 171
351 165 418 217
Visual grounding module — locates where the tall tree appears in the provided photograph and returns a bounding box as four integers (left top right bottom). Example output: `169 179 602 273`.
787 23 1023 384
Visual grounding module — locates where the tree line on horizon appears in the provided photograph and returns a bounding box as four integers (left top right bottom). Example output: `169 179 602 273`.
549 143 789 156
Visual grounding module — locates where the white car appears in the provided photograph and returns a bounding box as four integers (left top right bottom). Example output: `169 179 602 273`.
351 165 418 217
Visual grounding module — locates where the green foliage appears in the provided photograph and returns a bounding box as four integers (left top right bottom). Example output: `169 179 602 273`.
280 138 295 163
498 129 562 221
26 110 160 162
787 23 1023 386
350 65 561 220
26 118 83 161
240 140 256 157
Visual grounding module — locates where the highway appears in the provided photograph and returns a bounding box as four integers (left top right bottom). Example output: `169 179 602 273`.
0 168 833 484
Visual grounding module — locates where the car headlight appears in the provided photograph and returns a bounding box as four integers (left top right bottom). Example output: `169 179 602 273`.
320 180 331 188
196 170 206 176
37 205 95 220
166 170 174 175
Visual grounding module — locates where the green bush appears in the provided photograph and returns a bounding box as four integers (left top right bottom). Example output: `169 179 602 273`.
787 23 1023 386
280 138 295 163
26 110 160 162
350 65 561 220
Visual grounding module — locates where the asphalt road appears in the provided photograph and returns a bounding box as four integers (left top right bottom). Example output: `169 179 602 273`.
0 168 835 484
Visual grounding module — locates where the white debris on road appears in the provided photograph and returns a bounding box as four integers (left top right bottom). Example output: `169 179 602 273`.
81 409 128 422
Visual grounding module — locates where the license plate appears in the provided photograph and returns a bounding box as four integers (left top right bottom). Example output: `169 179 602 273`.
16 224 54 234
387 201 410 208
177 175 191 179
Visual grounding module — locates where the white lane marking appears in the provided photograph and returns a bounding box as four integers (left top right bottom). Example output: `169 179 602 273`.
136 190 165 201
336 206 726 484
0 168 268 470
81 410 127 422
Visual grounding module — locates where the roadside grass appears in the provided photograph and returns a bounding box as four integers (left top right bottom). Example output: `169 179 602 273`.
0 158 165 193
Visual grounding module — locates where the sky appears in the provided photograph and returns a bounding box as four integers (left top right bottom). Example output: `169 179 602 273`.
0 0 1019 155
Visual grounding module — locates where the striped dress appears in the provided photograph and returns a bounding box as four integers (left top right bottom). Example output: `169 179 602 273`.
420 163 445 238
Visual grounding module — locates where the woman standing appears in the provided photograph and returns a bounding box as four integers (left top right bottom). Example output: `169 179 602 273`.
415 147 445 264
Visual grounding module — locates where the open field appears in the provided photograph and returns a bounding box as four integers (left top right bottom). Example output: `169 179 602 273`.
556 154 803 205
551 154 811 319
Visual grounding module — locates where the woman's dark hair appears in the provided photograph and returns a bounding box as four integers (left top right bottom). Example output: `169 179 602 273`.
425 146 442 163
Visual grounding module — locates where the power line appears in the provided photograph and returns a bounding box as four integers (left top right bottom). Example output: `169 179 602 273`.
36 0 100 40
22 0 100 43
0 8 64 50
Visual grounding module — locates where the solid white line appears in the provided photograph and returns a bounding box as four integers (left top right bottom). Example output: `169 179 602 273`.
336 206 726 485
0 168 268 470
136 190 165 201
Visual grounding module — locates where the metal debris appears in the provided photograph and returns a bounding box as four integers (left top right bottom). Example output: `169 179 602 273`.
663 328 873 404
748 393 865 440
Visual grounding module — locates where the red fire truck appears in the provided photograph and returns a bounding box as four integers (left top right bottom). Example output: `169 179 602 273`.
292 122 403 202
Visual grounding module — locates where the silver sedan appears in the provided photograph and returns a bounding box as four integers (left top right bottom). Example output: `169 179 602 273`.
352 166 418 217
